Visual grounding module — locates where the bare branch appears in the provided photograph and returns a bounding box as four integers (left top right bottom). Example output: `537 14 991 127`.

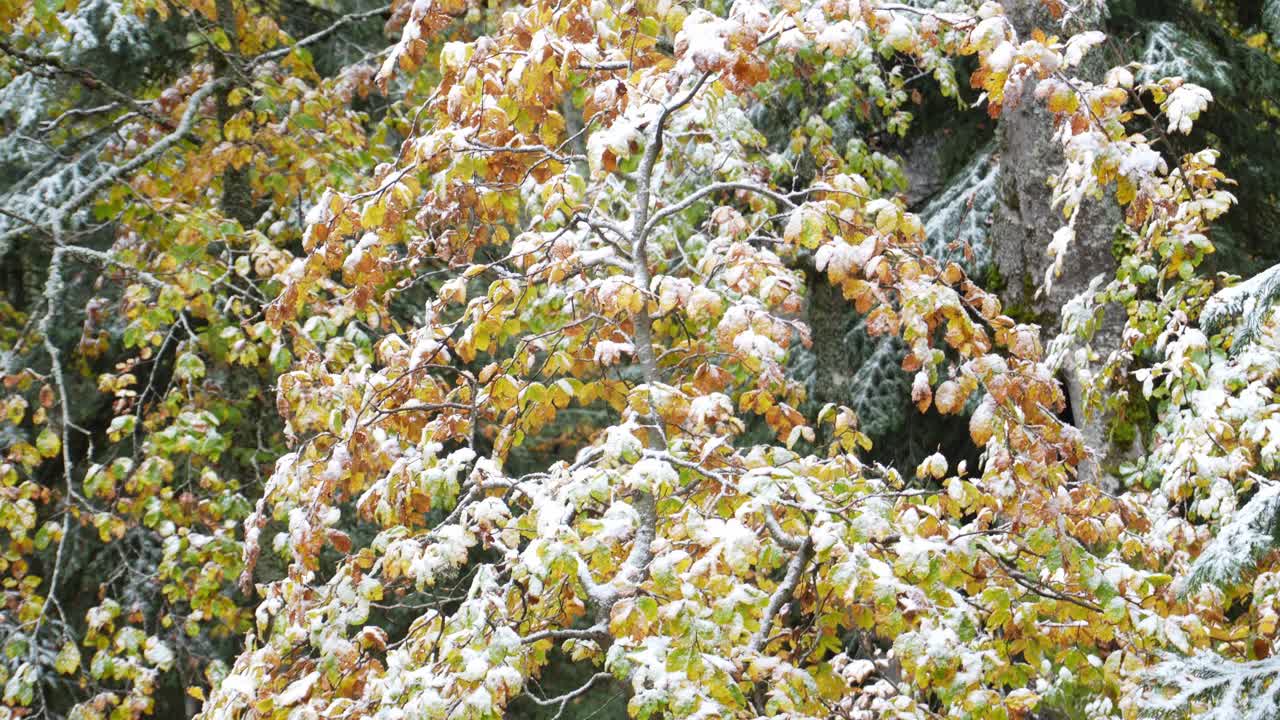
60 245 167 289
521 624 609 645
253 5 392 64
524 671 614 720
762 510 805 552
58 78 227 225
748 538 812 653
464 138 586 165
643 181 798 236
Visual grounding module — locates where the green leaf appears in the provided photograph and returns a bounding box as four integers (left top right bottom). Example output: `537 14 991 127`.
295 114 322 131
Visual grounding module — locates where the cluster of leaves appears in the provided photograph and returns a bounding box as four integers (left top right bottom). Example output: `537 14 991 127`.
191 0 1238 718
2 1 1280 720
0 0 410 717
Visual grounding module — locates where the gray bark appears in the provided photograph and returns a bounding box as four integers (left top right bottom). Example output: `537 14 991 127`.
991 0 1131 485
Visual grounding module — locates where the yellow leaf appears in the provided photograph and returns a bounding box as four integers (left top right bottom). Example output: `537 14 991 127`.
1006 688 1039 712
36 429 60 458
875 204 899 234
361 201 386 229
1116 176 1136 206
54 641 80 675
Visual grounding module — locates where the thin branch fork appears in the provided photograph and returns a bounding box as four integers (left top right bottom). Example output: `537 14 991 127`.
39 102 125 134
979 545 1103 613
524 671 614 720
642 181 799 237
59 246 168 289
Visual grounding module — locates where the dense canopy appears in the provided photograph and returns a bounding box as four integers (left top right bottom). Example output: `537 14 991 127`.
3 1 1280 719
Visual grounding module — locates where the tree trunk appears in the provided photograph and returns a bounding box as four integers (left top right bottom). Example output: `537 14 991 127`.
991 0 1131 485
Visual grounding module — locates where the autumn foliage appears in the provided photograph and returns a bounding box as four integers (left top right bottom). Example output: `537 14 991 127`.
0 1 1274 719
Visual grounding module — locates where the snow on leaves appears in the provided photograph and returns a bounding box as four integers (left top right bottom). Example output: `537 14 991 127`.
0 0 1263 719
189 1 1243 719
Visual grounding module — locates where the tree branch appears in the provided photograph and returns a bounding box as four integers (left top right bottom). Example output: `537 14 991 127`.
521 624 610 645
524 671 614 720
59 79 226 224
23 77 227 651
643 181 797 237
253 4 392 64
749 537 812 653
60 245 167 289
